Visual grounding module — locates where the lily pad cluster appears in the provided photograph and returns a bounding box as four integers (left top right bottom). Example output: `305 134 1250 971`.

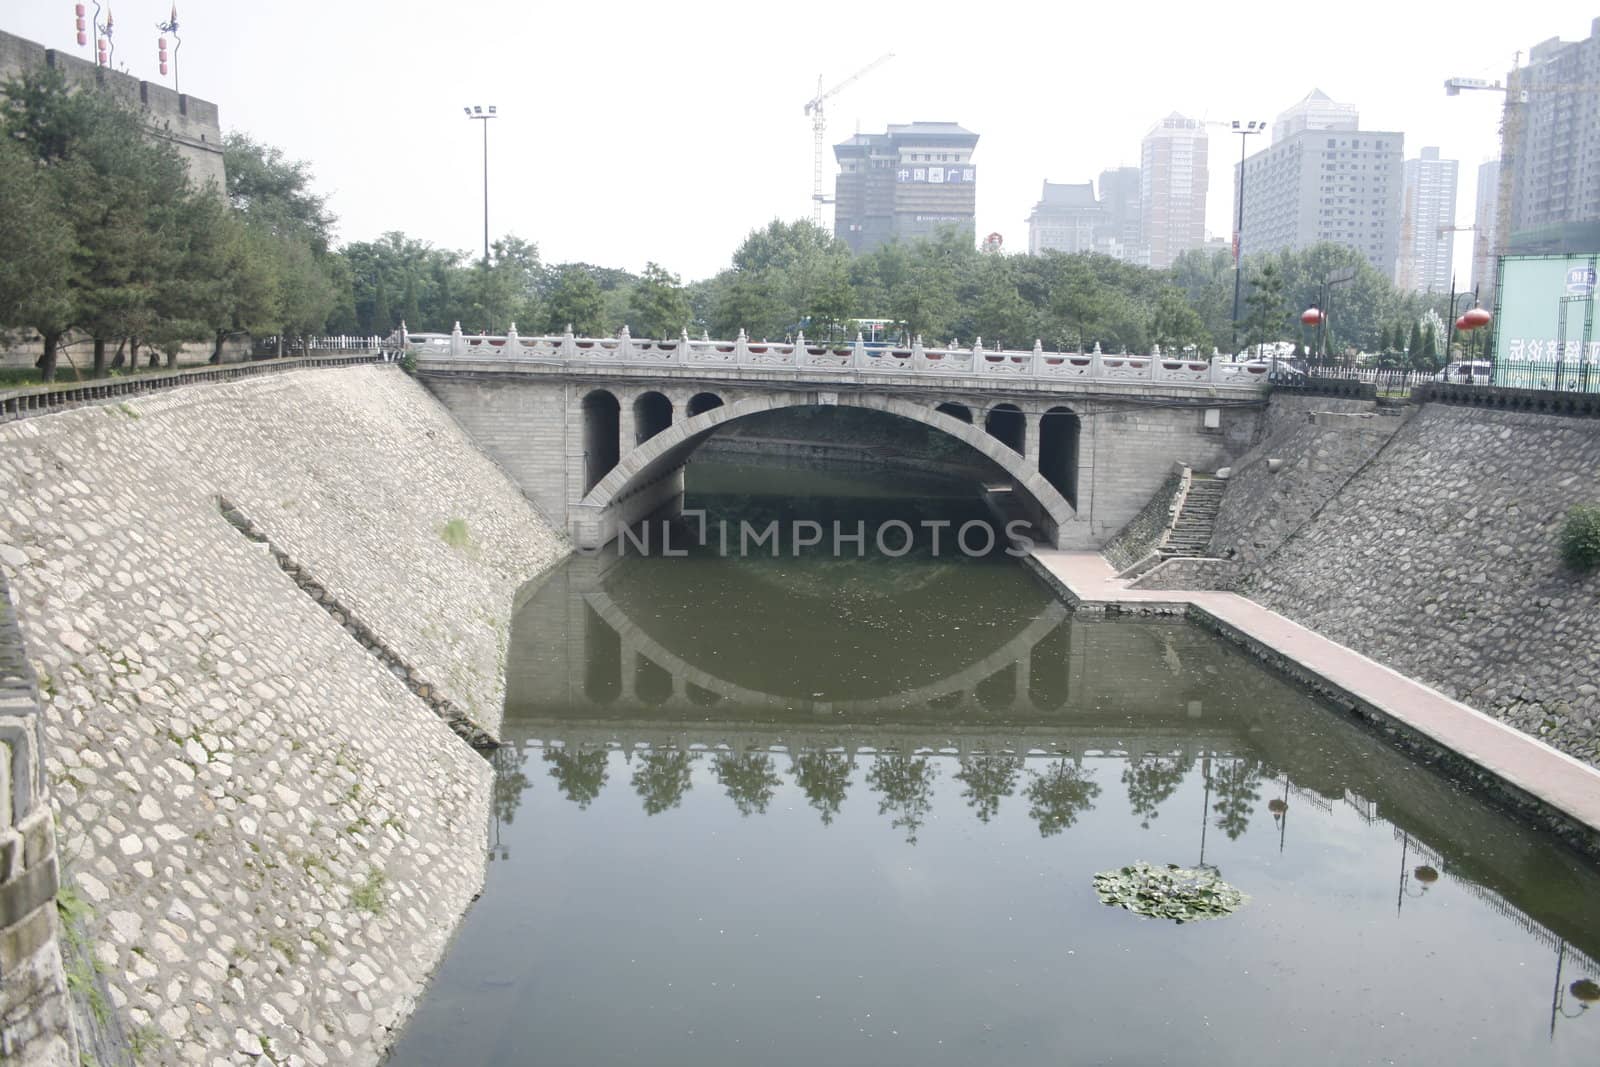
1092 862 1249 923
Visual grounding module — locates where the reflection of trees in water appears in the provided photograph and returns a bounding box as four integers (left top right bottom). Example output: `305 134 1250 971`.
866 755 938 844
1122 752 1193 829
491 745 532 826
954 754 1023 823
544 746 609 809
714 752 782 817
792 751 853 825
631 749 697 815
1024 759 1102 837
1211 756 1264 840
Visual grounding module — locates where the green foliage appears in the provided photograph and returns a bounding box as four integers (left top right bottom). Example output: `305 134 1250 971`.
630 261 690 337
351 868 387 915
1241 261 1287 354
439 517 470 548
545 264 607 335
1559 505 1600 572
1093 862 1249 923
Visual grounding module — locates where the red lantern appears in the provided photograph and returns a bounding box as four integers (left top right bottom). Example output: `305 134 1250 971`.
1300 307 1324 326
76 17 85 31
1454 316 1469 330
77 31 86 44
159 63 168 74
1461 307 1492 330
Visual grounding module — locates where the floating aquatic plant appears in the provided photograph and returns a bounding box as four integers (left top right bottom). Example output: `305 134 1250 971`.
1092 862 1249 923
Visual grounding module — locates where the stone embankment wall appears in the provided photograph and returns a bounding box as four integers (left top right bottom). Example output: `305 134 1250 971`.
1206 395 1405 568
0 366 567 1064
1234 400 1600 764
0 573 76 1066
1102 467 1184 573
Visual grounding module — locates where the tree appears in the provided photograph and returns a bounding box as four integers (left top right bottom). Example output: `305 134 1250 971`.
1024 759 1101 837
631 749 695 816
954 753 1022 823
1420 322 1439 369
792 750 852 825
222 132 334 253
713 752 780 817
866 754 938 844
1149 287 1208 353
630 262 690 337
544 746 609 809
544 264 607 335
1407 320 1426 370
1241 261 1288 355
0 133 75 365
371 272 392 334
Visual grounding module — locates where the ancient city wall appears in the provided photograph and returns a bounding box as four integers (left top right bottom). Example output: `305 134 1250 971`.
1235 399 1600 765
0 366 567 1064
0 29 226 191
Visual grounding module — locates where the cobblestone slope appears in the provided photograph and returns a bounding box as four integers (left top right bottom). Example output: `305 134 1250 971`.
0 366 567 1065
1241 403 1600 765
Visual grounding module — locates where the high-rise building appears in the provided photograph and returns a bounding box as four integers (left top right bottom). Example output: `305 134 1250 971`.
1472 160 1501 299
1026 182 1102 254
1140 114 1209 269
1398 147 1459 293
1503 18 1600 250
833 122 979 254
1096 167 1144 261
1271 90 1358 144
1235 92 1403 279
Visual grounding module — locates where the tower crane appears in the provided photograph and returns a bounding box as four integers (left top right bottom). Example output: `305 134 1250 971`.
805 53 894 227
1445 71 1600 264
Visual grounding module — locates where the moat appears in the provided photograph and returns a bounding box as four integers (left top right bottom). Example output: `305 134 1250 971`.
385 464 1600 1066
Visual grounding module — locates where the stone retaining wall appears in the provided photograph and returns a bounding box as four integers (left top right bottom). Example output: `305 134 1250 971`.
1208 398 1407 568
1240 401 1600 765
1101 467 1184 573
0 366 568 1064
0 572 75 1066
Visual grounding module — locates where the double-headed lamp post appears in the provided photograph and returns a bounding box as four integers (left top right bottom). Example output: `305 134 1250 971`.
1230 119 1266 355
464 105 498 331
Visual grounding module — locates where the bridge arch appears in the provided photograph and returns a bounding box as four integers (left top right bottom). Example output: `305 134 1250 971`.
579 394 1078 543
985 404 1025 454
581 389 621 493
687 392 724 416
1040 406 1081 509
634 391 673 445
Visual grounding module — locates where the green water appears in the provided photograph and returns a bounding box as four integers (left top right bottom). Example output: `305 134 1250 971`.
385 464 1600 1066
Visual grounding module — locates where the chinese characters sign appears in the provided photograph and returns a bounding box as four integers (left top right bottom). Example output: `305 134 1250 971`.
1492 255 1600 392
895 165 976 184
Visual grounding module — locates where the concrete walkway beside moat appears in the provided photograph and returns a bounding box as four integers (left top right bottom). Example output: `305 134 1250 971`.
1027 550 1600 855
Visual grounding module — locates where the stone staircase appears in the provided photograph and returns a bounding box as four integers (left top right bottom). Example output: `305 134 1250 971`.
1160 475 1224 558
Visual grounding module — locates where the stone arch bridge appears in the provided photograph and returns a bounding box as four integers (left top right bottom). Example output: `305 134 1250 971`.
409 327 1268 548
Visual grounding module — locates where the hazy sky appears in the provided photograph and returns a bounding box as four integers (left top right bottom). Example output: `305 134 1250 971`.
7 1 1594 284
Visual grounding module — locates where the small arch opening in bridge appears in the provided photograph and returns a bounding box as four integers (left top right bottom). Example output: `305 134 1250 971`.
1028 619 1072 712
935 402 972 424
985 404 1025 455
687 392 724 417
686 682 721 707
636 654 673 706
976 663 1018 712
1039 407 1081 509
582 390 621 493
583 603 621 706
634 391 673 445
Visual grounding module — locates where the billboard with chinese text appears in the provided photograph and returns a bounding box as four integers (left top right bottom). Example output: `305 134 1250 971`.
895 164 976 184
1492 254 1600 392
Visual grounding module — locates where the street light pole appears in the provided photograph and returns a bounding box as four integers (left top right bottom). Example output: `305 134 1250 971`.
1230 120 1265 355
464 105 498 331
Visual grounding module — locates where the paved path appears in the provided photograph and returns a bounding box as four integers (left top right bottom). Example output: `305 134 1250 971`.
1029 550 1600 843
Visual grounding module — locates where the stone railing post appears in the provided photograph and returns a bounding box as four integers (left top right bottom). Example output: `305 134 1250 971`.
505 322 520 358
449 321 465 358
734 328 750 363
560 325 577 360
852 332 869 370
